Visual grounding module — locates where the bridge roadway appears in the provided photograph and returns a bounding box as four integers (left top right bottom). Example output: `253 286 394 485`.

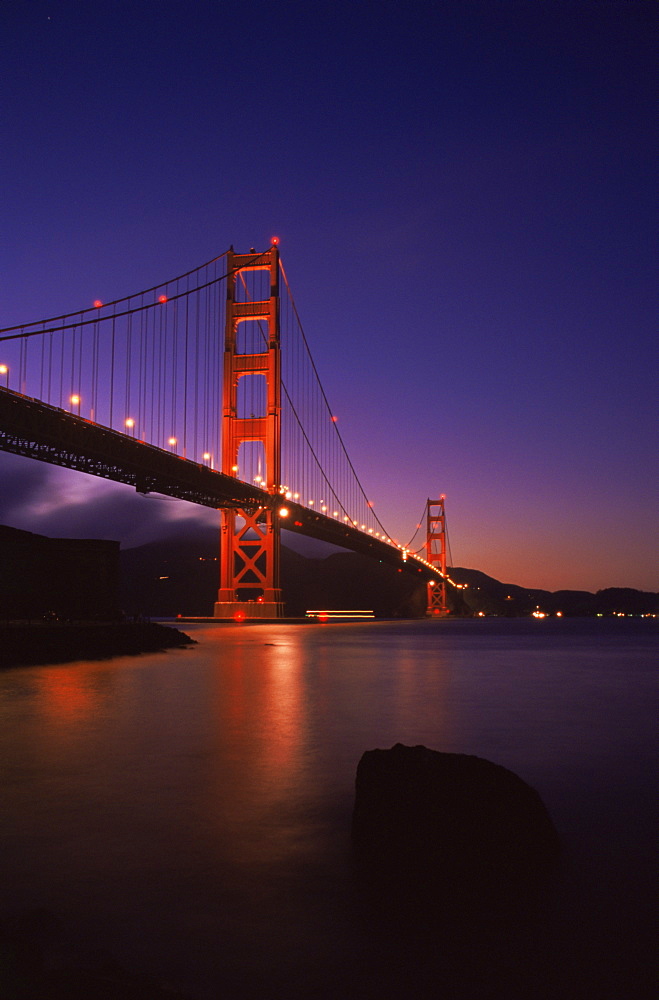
0 388 439 583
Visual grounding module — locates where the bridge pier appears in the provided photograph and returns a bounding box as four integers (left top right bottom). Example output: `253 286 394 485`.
214 600 284 620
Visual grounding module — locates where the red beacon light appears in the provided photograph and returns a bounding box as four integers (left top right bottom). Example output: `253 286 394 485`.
158 294 168 304
93 299 103 308
271 236 279 246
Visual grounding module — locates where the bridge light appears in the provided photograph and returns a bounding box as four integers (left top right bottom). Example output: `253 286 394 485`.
231 465 239 474
70 394 81 414
0 364 8 387
308 499 314 505
278 507 289 517
93 299 102 308
331 415 338 422
293 492 299 500
158 294 168 304
333 511 338 517
271 236 279 245
254 474 262 483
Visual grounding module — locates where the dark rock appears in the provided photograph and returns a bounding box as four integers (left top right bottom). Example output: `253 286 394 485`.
352 743 560 909
0 622 195 668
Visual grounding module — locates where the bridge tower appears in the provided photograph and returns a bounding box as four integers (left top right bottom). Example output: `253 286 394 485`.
426 495 449 616
214 246 284 619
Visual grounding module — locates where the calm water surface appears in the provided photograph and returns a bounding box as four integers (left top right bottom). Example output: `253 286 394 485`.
1 617 656 998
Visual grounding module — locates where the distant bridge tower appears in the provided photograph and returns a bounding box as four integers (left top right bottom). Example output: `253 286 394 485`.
426 495 449 616
214 246 284 619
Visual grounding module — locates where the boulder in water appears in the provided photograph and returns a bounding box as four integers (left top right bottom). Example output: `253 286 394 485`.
352 743 560 907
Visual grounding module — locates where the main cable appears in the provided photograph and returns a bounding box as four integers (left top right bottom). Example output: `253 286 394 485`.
279 259 392 539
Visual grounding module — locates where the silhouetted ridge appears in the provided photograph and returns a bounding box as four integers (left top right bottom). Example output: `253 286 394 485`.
118 528 658 618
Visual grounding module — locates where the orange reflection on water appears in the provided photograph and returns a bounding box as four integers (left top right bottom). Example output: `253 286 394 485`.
208 629 309 866
38 663 98 721
220 632 305 780
259 640 304 777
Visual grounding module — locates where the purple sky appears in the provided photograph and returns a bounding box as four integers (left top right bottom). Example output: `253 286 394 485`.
1 1 656 593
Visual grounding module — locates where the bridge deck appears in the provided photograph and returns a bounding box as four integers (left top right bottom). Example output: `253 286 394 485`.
0 388 436 582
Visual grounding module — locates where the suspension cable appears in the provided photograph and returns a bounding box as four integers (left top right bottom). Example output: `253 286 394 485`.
403 501 429 550
0 249 272 342
279 259 392 538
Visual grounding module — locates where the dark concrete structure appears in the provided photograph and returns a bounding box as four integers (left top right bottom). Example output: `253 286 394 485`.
0 525 120 621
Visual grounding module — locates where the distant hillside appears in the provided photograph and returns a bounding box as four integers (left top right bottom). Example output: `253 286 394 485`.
119 529 658 618
447 567 659 617
119 529 424 618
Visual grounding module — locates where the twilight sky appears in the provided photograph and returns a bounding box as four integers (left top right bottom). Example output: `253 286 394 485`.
1 0 656 593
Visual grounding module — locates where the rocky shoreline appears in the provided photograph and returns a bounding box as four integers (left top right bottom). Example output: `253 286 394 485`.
0 621 195 668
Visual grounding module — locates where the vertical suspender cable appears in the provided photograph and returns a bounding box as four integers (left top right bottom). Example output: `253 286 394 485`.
109 312 116 429
126 313 132 426
183 279 189 457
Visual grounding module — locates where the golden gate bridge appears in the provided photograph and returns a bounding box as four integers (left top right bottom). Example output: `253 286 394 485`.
0 243 452 618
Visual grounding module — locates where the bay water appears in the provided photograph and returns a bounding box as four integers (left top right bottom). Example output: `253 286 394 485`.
1 617 656 998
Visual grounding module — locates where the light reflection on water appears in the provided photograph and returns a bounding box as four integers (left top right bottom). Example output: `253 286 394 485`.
0 618 656 998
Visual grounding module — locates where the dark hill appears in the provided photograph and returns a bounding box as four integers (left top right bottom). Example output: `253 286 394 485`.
447 568 658 617
119 529 425 618
119 529 658 618
120 530 220 617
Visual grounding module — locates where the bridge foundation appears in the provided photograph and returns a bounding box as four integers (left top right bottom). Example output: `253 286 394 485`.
214 602 284 620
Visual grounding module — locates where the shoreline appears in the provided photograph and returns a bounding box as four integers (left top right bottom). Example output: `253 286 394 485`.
0 621 195 668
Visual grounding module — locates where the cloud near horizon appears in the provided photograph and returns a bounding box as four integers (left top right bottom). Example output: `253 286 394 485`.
0 453 219 548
